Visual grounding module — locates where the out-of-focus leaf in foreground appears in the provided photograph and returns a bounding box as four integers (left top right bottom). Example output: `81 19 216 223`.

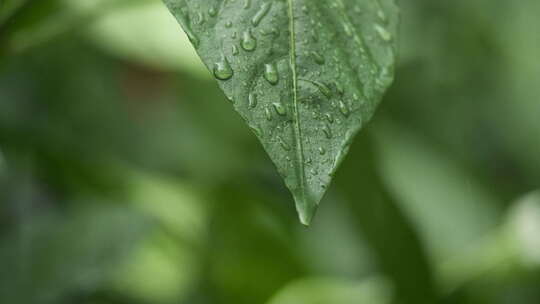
163 0 399 224
267 277 392 304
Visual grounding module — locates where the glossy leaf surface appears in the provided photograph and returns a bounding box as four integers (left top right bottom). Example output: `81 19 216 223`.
163 0 398 224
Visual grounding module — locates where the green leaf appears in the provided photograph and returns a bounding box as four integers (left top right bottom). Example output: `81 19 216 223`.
163 0 398 225
266 276 392 304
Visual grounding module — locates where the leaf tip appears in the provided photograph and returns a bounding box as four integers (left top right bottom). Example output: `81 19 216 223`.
294 195 319 226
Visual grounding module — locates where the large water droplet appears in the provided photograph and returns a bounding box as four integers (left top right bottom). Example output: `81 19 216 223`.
241 30 257 51
213 55 233 80
264 63 279 85
252 2 272 27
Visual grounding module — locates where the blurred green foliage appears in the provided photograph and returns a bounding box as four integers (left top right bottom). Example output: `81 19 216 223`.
0 0 539 303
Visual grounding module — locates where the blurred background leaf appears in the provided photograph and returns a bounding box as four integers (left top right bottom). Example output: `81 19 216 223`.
266 276 392 304
1 0 540 303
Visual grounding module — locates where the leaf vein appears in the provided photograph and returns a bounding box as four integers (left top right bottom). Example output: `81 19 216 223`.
287 0 308 222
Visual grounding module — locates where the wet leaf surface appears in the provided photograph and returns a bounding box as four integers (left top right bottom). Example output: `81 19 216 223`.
163 0 398 224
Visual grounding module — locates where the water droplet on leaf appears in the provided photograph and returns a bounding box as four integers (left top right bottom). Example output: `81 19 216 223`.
252 2 272 26
325 113 334 123
241 30 257 51
322 124 332 139
312 51 325 65
374 24 392 42
264 63 279 85
213 55 233 80
265 107 273 121
248 92 258 108
338 100 350 117
273 102 286 116
277 136 291 151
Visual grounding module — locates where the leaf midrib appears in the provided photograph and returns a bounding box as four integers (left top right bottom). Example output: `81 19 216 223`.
287 0 309 224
